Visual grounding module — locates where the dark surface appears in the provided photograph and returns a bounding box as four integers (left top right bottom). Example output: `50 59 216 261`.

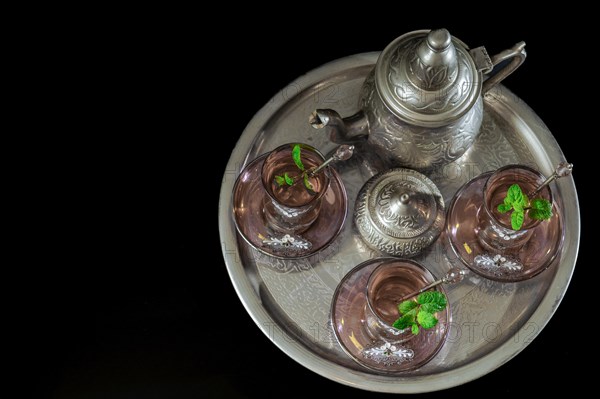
32 11 591 399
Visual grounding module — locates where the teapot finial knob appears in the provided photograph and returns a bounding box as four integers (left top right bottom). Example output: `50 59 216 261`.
427 29 451 51
410 29 458 91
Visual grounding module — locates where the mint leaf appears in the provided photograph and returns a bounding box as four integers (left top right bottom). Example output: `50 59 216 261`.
417 311 438 329
421 300 446 314
429 291 447 309
284 173 294 186
417 291 440 305
529 198 552 220
303 174 314 191
405 308 418 319
417 291 447 312
497 203 512 213
398 300 418 315
392 316 412 330
411 324 419 335
275 175 285 186
392 309 417 330
507 184 524 207
292 144 304 171
522 193 530 208
511 209 524 230
530 197 549 210
421 303 439 313
512 200 525 213
416 291 434 304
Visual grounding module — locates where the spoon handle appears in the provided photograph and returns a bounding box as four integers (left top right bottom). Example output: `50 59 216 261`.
529 162 573 197
308 145 354 176
396 268 467 303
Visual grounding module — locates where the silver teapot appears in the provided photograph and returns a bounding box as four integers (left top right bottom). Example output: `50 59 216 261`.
310 29 526 170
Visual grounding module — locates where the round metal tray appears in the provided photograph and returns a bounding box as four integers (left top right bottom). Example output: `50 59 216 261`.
218 52 580 393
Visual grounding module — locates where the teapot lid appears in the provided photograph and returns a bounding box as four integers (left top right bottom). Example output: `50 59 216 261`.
375 29 489 127
354 168 445 257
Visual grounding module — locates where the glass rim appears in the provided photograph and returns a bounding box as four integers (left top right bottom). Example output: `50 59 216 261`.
261 143 331 207
365 259 438 332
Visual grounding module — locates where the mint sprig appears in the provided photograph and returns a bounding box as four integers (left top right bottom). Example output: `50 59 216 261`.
274 144 316 192
392 291 447 335
496 183 552 230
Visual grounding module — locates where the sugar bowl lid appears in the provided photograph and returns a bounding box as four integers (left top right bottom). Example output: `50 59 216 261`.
354 168 445 257
375 28 488 128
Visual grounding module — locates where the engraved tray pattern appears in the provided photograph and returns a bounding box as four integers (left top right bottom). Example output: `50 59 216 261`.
219 53 579 393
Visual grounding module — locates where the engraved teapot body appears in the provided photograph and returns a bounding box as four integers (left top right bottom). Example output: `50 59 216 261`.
310 29 526 170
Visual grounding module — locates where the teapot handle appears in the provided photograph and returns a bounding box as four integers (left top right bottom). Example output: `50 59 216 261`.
482 41 527 93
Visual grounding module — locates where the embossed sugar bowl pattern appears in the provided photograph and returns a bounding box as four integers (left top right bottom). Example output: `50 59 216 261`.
310 28 526 170
354 168 445 257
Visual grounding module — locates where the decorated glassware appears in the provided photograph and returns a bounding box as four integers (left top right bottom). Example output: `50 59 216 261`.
261 143 331 234
446 163 570 281
331 258 450 372
477 164 552 250
232 143 350 258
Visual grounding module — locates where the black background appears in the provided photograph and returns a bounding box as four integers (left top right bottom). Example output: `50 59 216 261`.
31 10 591 399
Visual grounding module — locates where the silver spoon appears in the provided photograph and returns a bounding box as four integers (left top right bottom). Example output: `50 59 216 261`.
529 161 573 197
308 145 354 177
396 267 468 303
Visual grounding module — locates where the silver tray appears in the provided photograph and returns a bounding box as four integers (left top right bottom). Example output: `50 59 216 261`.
218 53 580 393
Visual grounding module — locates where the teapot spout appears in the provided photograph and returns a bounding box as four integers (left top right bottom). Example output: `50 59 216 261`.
309 109 369 144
